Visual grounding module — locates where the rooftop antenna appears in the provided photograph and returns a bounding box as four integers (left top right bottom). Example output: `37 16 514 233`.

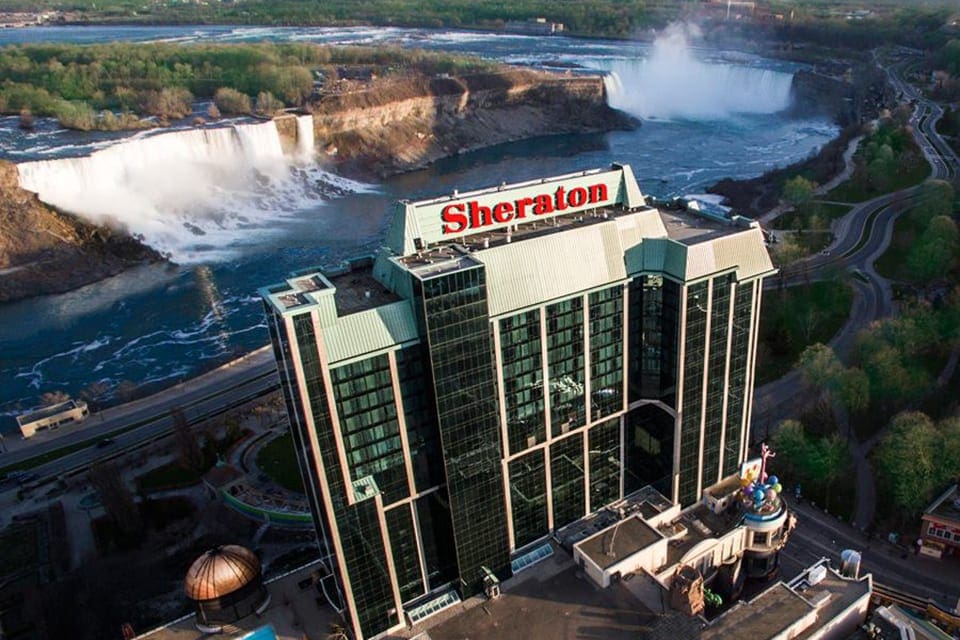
605 507 627 557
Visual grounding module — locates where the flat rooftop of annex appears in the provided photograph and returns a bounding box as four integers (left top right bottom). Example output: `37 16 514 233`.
577 515 664 570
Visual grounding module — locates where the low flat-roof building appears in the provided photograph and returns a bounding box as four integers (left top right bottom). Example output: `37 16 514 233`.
16 399 88 438
639 558 872 640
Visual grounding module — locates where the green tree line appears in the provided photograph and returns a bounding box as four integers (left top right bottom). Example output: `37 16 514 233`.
0 41 496 129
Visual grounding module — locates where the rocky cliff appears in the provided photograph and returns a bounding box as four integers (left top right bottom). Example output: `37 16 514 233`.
0 160 162 302
789 63 895 127
309 69 635 178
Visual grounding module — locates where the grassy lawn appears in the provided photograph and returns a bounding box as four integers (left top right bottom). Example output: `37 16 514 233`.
256 432 305 494
756 281 854 386
825 154 929 204
794 231 833 256
136 461 201 493
875 208 919 282
0 521 39 579
772 202 851 231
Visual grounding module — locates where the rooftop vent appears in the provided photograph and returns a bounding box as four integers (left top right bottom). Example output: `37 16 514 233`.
807 565 828 586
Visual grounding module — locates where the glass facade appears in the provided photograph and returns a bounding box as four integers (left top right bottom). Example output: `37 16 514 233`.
629 276 681 406
385 504 425 603
678 281 709 505
395 345 445 493
589 286 624 421
588 417 622 510
499 310 545 455
546 297 585 437
550 433 585 529
331 355 408 505
261 170 777 640
702 276 732 488
291 313 398 638
508 450 548 549
416 491 458 591
624 404 674 496
723 282 755 477
415 264 511 595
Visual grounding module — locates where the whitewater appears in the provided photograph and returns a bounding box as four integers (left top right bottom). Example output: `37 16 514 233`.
0 24 839 425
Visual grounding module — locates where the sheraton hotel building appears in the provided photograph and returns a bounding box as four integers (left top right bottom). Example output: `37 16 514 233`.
261 164 776 639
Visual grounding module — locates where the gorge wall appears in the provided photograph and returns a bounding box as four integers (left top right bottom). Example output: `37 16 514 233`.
308 69 635 179
0 160 161 303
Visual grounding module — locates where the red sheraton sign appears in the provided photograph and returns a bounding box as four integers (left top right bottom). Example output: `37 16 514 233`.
441 183 610 234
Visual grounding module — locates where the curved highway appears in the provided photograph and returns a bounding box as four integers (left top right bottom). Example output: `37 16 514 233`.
754 48 955 427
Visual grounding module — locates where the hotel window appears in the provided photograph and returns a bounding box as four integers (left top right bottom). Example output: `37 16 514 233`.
589 286 624 421
500 310 545 455
546 297 585 436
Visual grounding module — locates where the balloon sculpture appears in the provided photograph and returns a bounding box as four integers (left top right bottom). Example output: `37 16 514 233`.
739 444 784 513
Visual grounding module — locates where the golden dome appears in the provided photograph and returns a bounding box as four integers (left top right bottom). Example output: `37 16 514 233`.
184 545 261 601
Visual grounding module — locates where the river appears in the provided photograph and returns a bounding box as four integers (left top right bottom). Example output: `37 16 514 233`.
0 25 838 429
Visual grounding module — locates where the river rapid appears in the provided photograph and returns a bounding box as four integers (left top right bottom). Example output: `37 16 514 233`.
0 24 839 429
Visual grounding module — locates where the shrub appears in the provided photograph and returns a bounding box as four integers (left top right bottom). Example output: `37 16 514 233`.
139 87 193 119
214 87 251 115
54 100 97 130
255 91 285 116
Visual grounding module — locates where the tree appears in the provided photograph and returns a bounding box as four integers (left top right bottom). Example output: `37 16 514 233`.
40 390 71 405
772 420 849 509
937 417 960 485
255 90 285 116
797 343 844 393
139 87 193 119
214 87 252 115
782 176 817 206
80 381 110 410
913 179 955 227
907 215 959 283
807 433 847 510
874 412 940 520
88 462 142 536
171 408 205 472
838 367 870 414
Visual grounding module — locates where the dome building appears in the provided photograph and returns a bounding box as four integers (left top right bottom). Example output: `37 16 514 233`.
184 545 271 632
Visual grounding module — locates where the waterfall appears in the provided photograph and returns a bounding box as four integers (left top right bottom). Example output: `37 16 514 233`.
17 119 366 264
602 23 794 121
295 114 315 163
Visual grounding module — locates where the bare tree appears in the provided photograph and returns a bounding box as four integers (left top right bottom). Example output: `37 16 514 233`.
40 390 71 405
171 408 205 472
88 463 141 537
115 380 139 402
79 381 110 410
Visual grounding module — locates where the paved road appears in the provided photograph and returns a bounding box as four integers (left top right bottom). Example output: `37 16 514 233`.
753 50 958 530
1 347 279 479
753 50 955 423
786 499 960 612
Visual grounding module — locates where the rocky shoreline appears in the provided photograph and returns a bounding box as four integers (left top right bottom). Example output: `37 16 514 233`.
0 161 163 303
